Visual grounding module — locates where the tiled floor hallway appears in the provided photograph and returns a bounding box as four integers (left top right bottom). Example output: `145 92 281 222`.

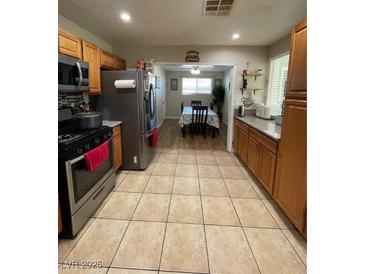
58 119 307 274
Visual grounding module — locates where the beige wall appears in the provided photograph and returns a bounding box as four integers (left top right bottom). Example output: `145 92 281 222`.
268 34 291 60
222 69 233 124
58 15 113 52
265 35 291 103
153 65 167 126
113 45 268 108
165 71 224 117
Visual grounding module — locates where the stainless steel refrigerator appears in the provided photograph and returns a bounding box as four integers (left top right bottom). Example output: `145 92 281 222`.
95 70 157 170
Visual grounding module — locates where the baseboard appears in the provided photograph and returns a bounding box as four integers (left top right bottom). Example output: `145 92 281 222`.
165 116 180 119
157 120 164 128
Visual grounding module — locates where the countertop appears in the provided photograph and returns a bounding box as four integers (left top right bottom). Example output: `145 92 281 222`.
102 120 122 128
235 115 282 141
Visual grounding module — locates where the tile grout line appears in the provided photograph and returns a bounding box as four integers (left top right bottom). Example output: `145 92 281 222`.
157 164 177 271
280 229 307 268
107 170 154 272
218 165 262 274
197 160 212 274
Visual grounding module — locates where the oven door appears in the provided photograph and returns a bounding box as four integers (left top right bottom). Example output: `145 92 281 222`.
58 53 89 92
65 139 113 215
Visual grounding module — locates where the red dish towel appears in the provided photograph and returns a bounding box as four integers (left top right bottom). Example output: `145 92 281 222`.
150 127 158 147
84 141 109 172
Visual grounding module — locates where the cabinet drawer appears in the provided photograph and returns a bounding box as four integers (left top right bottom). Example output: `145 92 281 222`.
249 128 278 154
234 118 249 133
112 125 121 136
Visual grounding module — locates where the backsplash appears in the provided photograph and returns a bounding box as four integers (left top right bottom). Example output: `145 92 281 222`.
58 92 89 108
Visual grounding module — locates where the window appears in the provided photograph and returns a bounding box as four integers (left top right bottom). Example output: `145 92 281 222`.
182 78 212 95
267 54 289 116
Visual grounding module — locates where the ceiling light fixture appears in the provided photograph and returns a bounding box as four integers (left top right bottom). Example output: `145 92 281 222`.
232 33 240 39
120 12 131 22
190 66 201 75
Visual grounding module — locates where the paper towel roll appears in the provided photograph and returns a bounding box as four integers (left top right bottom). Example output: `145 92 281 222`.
114 80 136 89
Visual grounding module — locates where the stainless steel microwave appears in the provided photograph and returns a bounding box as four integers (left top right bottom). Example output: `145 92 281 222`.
58 53 89 92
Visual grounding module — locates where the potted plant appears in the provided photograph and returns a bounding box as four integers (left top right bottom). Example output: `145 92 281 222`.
212 85 225 120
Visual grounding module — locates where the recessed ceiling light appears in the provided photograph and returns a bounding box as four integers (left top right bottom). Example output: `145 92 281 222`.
120 12 131 22
232 33 240 39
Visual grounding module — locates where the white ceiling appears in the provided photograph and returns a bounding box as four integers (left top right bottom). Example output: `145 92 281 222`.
159 64 231 72
59 0 306 46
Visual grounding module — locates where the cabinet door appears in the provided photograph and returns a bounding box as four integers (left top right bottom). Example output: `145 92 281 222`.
286 20 307 100
113 135 122 170
114 56 126 70
247 137 260 175
238 129 249 163
234 126 239 153
58 28 82 59
274 99 307 232
82 41 101 95
100 49 116 69
257 145 276 194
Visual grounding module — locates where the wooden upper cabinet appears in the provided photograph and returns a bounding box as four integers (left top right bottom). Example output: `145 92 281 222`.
58 28 82 59
286 20 307 100
274 99 307 233
257 145 276 194
101 49 126 70
247 137 260 175
82 41 101 94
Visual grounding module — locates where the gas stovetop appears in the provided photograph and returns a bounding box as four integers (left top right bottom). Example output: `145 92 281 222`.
58 123 112 155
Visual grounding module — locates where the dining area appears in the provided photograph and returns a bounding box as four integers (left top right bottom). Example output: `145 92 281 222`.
178 101 220 139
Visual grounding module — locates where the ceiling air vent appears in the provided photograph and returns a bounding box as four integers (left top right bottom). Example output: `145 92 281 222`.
203 0 234 16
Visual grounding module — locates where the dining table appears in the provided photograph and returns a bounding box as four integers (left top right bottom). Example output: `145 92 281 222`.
178 106 220 137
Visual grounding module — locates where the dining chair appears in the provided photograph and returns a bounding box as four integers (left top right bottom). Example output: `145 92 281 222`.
191 100 202 106
191 105 208 138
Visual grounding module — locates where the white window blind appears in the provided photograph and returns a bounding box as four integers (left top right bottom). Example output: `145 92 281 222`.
267 54 289 116
182 78 212 95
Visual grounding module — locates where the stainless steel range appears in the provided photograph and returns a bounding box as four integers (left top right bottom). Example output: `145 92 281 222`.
58 108 115 238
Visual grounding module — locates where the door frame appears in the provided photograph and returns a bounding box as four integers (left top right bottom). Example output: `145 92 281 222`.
154 61 236 152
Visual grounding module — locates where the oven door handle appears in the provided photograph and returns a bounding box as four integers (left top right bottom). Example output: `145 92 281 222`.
75 62 83 88
68 154 84 165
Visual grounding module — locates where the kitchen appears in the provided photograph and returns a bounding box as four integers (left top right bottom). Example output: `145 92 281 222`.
6 0 363 273
56 0 307 273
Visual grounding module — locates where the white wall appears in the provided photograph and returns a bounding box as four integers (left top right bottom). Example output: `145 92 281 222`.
153 65 167 127
113 45 268 108
222 69 232 124
58 15 113 52
165 71 224 117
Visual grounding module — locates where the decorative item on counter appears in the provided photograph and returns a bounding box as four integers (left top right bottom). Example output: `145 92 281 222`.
185 50 200 62
241 92 253 107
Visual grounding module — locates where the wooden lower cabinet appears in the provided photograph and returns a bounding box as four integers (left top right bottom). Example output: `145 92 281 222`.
257 146 276 193
238 129 249 163
112 124 123 170
247 137 260 174
274 100 307 234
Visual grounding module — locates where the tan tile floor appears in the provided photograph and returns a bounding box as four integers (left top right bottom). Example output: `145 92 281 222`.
59 119 307 273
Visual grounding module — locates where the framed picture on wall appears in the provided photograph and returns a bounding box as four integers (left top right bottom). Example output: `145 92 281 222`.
155 76 161 89
170 78 178 90
214 79 222 87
